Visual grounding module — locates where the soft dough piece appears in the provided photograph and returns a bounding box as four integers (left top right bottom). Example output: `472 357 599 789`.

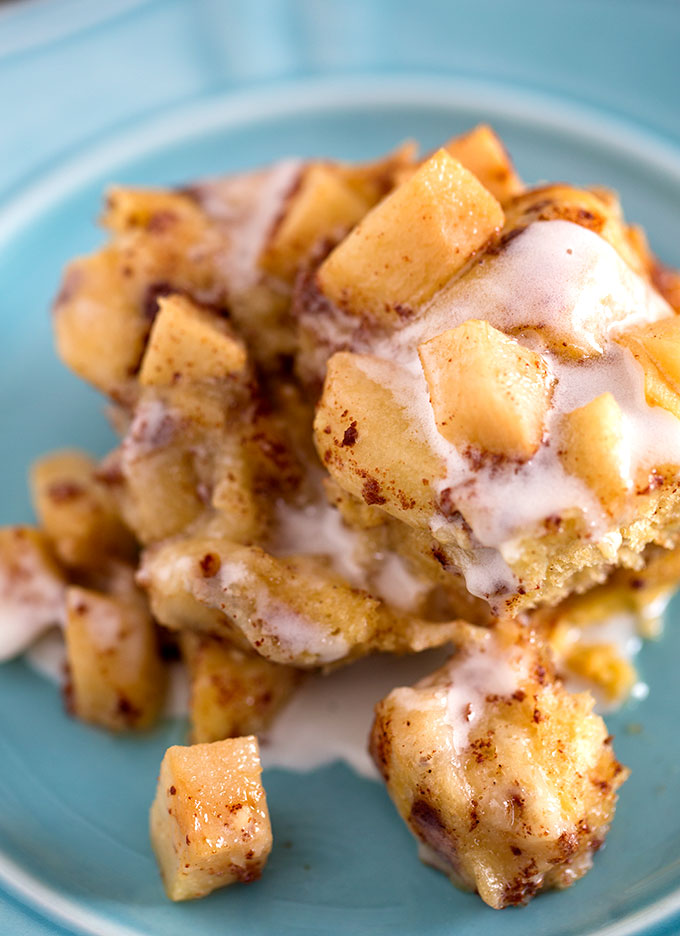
138 534 465 667
369 624 628 908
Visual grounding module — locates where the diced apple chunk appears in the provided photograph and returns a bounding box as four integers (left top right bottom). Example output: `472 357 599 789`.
181 632 302 743
317 149 504 325
0 526 65 660
64 585 165 730
139 294 247 386
53 248 150 397
150 737 272 901
443 124 523 203
559 393 630 512
31 450 136 569
618 317 680 419
259 164 371 282
418 320 552 459
314 351 445 524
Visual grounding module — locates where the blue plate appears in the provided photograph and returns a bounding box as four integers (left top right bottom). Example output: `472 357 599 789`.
2 2 680 934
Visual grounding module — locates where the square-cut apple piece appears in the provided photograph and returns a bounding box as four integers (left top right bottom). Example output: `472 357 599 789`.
139 294 247 386
0 526 65 660
65 584 165 730
418 320 553 460
53 247 151 398
181 632 303 743
559 393 630 513
617 316 680 420
443 124 523 203
259 163 371 282
314 351 445 525
31 449 136 570
150 736 272 901
317 149 503 325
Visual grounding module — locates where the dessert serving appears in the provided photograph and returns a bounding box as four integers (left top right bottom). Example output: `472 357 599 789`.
2 123 680 909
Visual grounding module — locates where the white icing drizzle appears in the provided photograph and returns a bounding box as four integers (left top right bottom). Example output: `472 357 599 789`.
272 494 429 613
442 632 522 753
370 551 430 612
271 497 366 587
0 556 65 662
259 648 450 777
343 221 678 600
190 160 303 294
196 560 351 665
123 397 176 461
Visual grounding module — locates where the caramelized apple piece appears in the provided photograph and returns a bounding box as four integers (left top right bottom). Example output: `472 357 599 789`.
317 149 504 325
139 294 247 386
443 124 523 203
259 164 371 282
65 584 165 730
31 449 136 569
419 320 552 459
617 316 680 419
314 351 445 524
181 632 303 743
53 248 150 398
150 737 272 901
560 393 630 512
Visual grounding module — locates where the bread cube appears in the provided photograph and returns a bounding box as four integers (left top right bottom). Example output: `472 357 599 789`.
258 163 371 282
560 393 630 512
64 585 165 730
31 449 136 569
149 736 272 901
182 633 302 743
418 320 553 459
317 149 504 325
139 294 247 386
0 526 66 660
370 626 628 908
443 124 523 203
139 534 464 667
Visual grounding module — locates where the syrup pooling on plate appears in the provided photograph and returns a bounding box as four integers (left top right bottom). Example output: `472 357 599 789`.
339 221 678 600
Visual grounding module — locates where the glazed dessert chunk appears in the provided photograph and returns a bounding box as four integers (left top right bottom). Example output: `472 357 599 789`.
139 532 465 667
370 624 628 908
307 156 680 613
150 736 272 901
